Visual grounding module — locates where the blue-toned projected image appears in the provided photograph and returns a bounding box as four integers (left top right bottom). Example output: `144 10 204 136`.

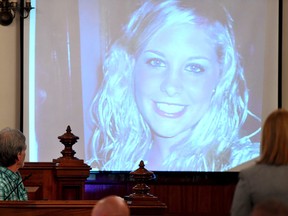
24 0 279 171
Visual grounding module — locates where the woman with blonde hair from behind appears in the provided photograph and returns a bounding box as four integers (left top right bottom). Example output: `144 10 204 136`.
91 195 130 216
231 109 288 216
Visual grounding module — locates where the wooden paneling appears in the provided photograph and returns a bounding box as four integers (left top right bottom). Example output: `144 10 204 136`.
20 163 238 216
20 162 57 200
0 200 97 216
20 162 90 200
84 171 238 216
0 200 166 216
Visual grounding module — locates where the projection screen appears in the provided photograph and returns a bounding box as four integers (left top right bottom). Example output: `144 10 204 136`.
22 0 280 171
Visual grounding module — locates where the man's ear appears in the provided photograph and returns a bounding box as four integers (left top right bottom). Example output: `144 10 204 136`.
16 152 21 161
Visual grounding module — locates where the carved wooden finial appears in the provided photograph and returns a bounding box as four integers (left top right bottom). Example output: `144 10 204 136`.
129 160 155 183
124 160 166 210
139 160 144 168
58 125 79 145
54 125 79 162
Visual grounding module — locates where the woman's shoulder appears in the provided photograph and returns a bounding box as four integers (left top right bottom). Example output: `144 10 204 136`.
240 164 288 178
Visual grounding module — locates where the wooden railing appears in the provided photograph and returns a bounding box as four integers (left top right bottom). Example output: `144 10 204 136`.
0 200 166 216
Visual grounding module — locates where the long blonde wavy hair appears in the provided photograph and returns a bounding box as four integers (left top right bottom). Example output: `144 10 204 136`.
87 0 257 171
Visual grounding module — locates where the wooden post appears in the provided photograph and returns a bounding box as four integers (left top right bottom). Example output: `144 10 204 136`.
124 160 167 215
53 126 91 200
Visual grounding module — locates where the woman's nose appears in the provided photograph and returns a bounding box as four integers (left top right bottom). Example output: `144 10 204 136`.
160 71 182 97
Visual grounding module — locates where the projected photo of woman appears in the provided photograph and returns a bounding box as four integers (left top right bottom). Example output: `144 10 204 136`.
86 0 261 171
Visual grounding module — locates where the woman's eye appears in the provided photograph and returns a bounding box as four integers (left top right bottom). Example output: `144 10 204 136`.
146 58 165 68
185 63 205 73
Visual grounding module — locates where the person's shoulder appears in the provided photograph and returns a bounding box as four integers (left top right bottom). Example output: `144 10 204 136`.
239 164 264 178
240 164 288 178
240 163 260 172
0 166 12 175
0 167 8 184
0 166 8 174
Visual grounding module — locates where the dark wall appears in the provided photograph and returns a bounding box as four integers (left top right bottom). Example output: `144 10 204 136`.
84 171 238 216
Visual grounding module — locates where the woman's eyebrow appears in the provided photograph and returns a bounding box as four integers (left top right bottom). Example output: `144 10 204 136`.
143 49 165 57
186 56 211 61
143 50 212 62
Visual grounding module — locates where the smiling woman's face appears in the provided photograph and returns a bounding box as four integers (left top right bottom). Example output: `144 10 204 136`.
134 23 221 140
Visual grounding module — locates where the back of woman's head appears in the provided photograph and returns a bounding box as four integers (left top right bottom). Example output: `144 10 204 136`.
258 109 288 165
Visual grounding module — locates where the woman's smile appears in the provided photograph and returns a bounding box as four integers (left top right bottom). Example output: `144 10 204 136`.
152 101 187 118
